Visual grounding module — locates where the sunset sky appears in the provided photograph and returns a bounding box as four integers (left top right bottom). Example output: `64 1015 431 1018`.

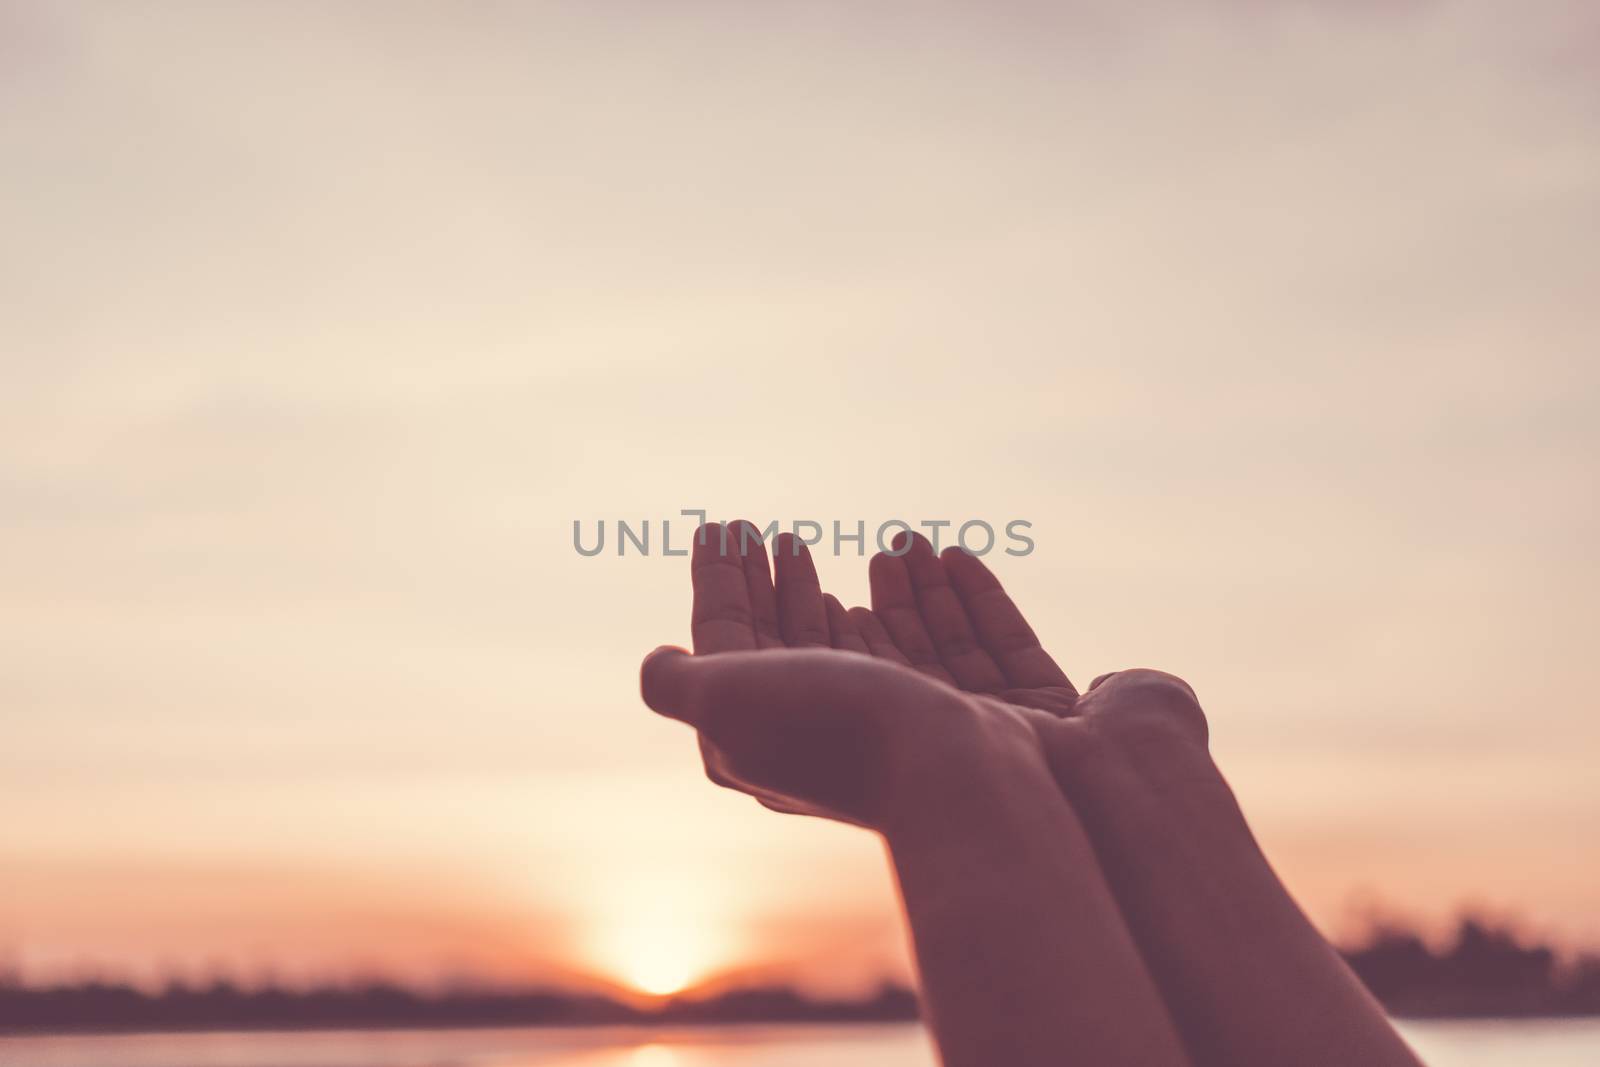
3 1 1598 996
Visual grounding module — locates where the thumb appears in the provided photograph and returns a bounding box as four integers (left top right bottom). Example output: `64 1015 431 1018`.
640 645 700 724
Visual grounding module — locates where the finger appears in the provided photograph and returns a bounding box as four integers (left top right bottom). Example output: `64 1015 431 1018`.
774 532 830 647
1089 671 1118 692
825 594 870 654
645 644 931 735
731 520 784 649
902 534 1008 692
847 607 911 665
869 546 957 685
941 546 1075 693
641 645 701 724
640 646 940 821
690 524 757 654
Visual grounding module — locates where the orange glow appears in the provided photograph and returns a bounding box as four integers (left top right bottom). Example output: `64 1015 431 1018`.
593 923 721 995
3 0 1599 998
622 956 692 998
582 879 740 996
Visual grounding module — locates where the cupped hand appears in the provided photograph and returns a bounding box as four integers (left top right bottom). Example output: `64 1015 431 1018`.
642 522 1207 833
833 531 1209 766
834 532 1081 714
641 522 1056 831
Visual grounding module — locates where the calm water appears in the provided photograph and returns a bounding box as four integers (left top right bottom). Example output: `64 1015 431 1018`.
3 1020 1599 1067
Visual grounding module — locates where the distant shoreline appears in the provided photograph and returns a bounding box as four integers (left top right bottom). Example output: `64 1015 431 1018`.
7 1011 1600 1040
6 917 1598 1036
0 982 923 1037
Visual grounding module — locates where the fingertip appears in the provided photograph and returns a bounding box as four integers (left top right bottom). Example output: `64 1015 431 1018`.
891 530 934 556
775 531 813 560
901 533 948 586
640 645 696 721
940 544 1000 589
641 643 688 676
868 549 915 607
691 521 727 561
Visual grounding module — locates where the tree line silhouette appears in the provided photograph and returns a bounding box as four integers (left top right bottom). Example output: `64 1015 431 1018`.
1345 916 1600 1018
2 916 1596 1034
0 977 921 1033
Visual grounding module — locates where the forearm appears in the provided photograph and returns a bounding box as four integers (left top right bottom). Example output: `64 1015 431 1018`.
1053 724 1421 1067
884 753 1189 1067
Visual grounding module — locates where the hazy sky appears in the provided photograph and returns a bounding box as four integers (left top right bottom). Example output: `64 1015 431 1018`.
3 1 1598 994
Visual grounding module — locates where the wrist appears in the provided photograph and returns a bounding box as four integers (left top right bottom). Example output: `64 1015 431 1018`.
1045 712 1254 852
878 705 1060 852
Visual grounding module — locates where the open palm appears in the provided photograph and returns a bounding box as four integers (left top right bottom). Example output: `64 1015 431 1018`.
646 522 1208 832
644 522 1060 830
833 531 1209 757
831 532 1081 716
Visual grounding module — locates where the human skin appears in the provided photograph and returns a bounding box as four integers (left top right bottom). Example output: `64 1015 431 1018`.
829 531 1424 1067
641 522 1190 1067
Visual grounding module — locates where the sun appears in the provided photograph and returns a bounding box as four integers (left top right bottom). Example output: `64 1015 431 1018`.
623 953 694 997
580 877 740 998
572 870 745 1004
592 916 728 997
